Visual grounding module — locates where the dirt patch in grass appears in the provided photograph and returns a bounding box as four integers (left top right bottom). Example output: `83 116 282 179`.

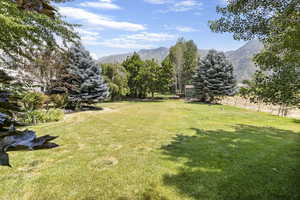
88 156 119 171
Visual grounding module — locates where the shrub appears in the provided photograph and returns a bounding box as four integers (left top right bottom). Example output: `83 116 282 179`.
22 109 64 124
50 94 69 109
22 92 48 111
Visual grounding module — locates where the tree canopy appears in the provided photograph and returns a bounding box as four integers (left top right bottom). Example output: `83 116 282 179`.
169 38 198 94
0 0 78 63
210 0 299 108
50 44 108 107
101 63 129 101
192 50 236 103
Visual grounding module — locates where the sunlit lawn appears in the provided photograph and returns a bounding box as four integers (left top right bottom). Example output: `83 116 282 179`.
1 100 299 200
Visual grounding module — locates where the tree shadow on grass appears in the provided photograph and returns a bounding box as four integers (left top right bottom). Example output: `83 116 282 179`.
293 119 300 124
161 125 300 200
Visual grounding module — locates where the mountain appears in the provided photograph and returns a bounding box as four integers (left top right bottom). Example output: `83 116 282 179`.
225 40 264 81
98 47 169 64
98 40 264 82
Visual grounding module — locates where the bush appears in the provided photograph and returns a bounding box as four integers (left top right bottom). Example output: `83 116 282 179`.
22 109 64 124
50 94 69 108
22 92 49 111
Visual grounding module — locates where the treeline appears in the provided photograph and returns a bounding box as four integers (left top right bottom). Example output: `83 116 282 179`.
101 38 236 102
100 38 198 100
101 53 173 100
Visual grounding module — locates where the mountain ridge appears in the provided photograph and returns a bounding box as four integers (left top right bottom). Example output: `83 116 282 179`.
98 40 264 81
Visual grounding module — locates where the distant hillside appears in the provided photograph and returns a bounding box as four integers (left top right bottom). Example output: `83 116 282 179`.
225 40 264 81
98 40 264 82
98 47 169 64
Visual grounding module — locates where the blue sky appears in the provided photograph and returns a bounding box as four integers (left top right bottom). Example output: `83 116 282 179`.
57 0 246 59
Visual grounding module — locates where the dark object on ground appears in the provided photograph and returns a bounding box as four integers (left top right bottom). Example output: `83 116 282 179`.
64 105 104 114
0 112 59 167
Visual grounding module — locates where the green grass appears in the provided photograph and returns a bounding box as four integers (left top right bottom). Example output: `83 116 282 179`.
1 100 299 200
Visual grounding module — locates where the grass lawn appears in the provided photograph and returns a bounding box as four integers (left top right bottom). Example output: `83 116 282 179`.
1 100 299 200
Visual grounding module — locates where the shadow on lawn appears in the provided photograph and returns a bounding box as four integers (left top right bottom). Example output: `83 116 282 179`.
161 125 300 200
293 119 300 124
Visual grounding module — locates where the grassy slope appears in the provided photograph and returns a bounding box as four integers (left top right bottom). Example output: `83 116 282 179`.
1 100 299 200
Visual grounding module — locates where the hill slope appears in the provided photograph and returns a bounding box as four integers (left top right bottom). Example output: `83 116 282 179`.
226 40 264 81
98 47 169 64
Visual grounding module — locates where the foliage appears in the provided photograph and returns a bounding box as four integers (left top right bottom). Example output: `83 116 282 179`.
122 52 146 98
101 63 129 101
192 50 236 102
19 48 69 92
169 38 198 94
160 55 175 93
0 0 78 64
239 79 262 104
22 91 48 111
50 44 109 109
0 70 25 117
210 0 299 107
241 68 300 116
50 94 69 109
209 0 298 41
22 108 64 124
141 59 161 98
122 53 174 98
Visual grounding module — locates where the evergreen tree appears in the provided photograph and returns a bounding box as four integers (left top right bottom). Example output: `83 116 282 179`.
51 45 108 107
192 50 236 103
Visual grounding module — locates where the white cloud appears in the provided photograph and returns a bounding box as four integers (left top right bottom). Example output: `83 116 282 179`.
98 32 176 49
80 0 121 10
171 0 202 12
90 52 99 59
146 0 202 12
59 7 146 31
175 26 198 32
99 38 156 49
126 32 176 42
76 28 100 37
75 28 103 46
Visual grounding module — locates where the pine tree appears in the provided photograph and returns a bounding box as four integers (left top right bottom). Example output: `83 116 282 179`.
192 50 236 103
51 45 108 107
